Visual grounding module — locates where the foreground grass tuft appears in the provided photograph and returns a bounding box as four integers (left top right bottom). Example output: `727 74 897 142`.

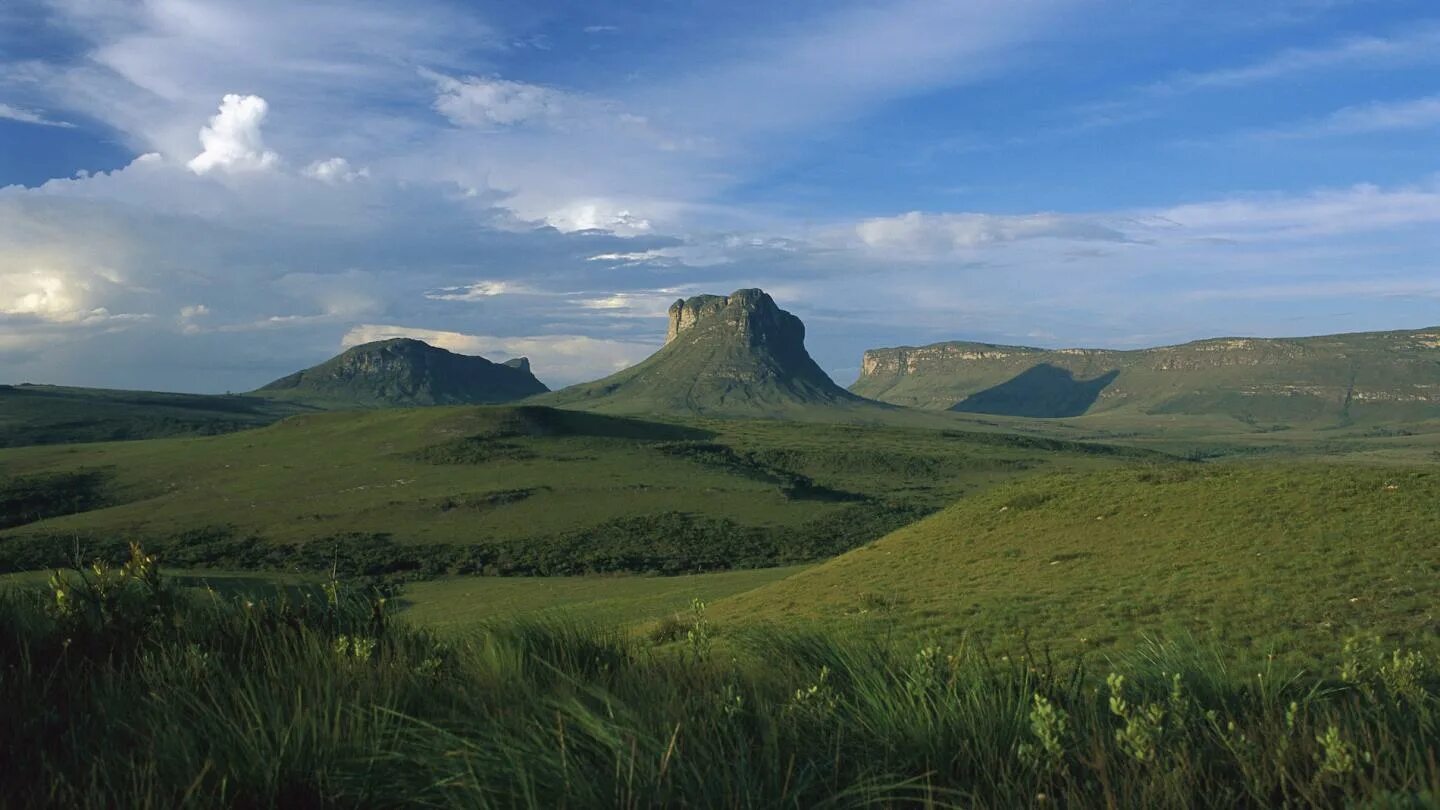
2 551 1437 808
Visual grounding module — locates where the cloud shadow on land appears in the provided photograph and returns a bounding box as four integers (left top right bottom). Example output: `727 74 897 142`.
950 363 1119 418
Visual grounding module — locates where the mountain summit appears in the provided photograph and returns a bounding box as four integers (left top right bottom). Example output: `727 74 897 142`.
255 338 548 407
540 288 865 415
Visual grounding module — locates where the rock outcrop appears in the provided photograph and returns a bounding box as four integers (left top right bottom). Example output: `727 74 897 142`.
851 329 1440 422
539 288 869 416
255 338 548 407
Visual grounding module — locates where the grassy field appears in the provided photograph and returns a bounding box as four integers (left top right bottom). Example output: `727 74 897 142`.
0 383 309 447
710 462 1440 668
0 404 1135 576
3 557 1436 808
397 565 808 631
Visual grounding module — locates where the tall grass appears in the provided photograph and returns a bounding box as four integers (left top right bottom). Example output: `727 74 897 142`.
2 551 1437 808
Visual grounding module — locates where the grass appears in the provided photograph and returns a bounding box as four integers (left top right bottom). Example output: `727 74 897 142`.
2 553 1436 808
712 462 1440 668
397 565 809 632
0 383 307 447
0 405 1128 576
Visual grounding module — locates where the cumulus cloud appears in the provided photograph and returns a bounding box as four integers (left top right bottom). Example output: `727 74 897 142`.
341 324 654 385
187 94 280 175
303 157 369 183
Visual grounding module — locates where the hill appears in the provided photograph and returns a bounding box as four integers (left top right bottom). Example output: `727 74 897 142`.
712 462 1440 663
255 338 548 407
0 405 1127 577
0 384 307 448
852 327 1440 424
538 289 871 416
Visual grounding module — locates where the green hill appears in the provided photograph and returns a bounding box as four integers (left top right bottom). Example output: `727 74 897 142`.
0 384 308 448
0 405 1127 577
712 462 1440 663
539 289 874 417
256 338 548 407
852 327 1440 424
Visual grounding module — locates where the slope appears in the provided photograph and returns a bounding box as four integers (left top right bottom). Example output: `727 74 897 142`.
0 405 1126 576
0 384 308 448
712 462 1440 663
539 289 872 417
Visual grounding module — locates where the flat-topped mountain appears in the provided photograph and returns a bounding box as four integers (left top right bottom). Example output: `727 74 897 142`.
852 327 1440 423
255 338 548 407
540 288 868 415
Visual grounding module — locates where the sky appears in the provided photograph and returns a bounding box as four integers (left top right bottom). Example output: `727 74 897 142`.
1 0 1438 392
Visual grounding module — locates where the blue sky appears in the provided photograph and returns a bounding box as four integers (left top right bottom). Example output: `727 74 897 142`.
1 0 1438 392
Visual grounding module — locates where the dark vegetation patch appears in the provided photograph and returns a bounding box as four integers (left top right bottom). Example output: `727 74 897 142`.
0 470 114 530
938 429 1169 459
409 438 538 464
409 408 714 465
432 488 545 511
653 441 866 502
0 501 932 579
476 407 710 441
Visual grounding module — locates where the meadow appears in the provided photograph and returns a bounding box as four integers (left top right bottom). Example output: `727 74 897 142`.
2 552 1436 809
4 402 1440 807
0 405 1133 577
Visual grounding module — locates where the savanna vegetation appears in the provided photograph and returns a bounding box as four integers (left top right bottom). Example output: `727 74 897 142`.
2 549 1436 809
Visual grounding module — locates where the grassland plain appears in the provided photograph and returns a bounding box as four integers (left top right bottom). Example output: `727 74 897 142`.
0 383 310 447
2 554 1436 808
710 462 1440 668
0 404 1137 577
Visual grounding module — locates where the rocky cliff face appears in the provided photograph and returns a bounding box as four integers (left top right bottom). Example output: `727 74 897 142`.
540 288 869 416
852 329 1440 422
256 339 548 407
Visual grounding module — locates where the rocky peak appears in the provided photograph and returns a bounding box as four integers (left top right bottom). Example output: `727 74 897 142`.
503 357 532 373
664 289 802 348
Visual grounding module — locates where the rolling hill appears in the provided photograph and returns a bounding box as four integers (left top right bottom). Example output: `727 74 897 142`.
539 289 873 416
712 462 1440 663
0 384 309 448
0 404 1129 577
852 327 1440 424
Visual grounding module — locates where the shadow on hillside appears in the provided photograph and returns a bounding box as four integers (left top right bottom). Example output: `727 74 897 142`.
951 364 1119 418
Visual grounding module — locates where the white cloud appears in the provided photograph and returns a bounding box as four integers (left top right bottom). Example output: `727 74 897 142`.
1156 25 1440 93
428 72 571 128
187 94 280 175
1149 181 1440 241
341 324 654 385
544 201 653 235
424 280 540 300
303 157 369 183
1259 94 1440 139
573 292 675 318
855 211 1130 256
0 102 75 128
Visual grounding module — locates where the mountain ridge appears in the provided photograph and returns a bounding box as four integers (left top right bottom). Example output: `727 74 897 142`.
852 326 1440 422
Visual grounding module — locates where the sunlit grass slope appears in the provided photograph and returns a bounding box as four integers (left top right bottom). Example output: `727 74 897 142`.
398 565 808 631
714 463 1440 664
